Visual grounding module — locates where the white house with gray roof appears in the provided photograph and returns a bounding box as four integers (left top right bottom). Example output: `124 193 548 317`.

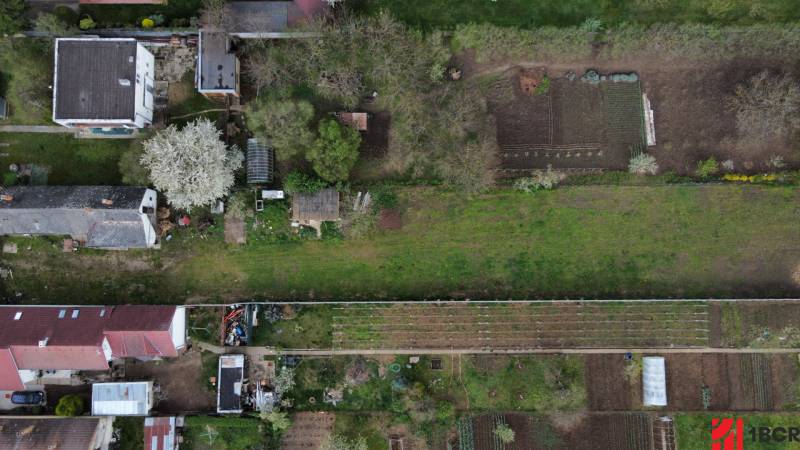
53 38 155 129
0 186 158 249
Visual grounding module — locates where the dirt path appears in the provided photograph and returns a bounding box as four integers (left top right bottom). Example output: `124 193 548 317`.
196 341 800 356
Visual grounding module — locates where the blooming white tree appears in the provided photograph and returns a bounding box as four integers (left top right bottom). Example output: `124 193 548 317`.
141 118 243 209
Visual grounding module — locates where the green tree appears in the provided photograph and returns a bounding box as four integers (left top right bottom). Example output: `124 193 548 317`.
494 423 515 444
307 119 361 182
55 395 84 416
34 12 78 36
0 0 25 35
245 98 315 160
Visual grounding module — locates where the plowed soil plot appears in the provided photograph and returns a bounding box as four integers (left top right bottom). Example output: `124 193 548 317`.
715 302 800 347
281 412 335 450
493 69 643 174
332 302 710 350
585 354 635 411
588 353 799 411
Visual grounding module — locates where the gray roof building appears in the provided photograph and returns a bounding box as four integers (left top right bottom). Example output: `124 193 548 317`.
0 416 114 450
217 354 244 413
53 38 155 128
0 186 158 249
198 31 239 96
292 188 339 222
92 381 154 416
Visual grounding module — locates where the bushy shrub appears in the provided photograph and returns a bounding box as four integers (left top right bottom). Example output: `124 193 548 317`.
695 157 719 178
282 171 328 195
513 167 565 193
79 15 96 30
494 424 515 444
628 153 659 175
55 395 83 416
245 98 315 161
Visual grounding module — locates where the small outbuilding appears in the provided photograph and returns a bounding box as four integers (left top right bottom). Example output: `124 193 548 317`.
217 354 245 414
92 381 154 416
197 31 239 98
0 97 7 120
291 188 339 223
144 416 181 450
642 356 667 407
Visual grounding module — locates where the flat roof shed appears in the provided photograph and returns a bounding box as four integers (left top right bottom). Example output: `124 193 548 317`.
291 188 339 222
217 354 245 413
92 381 154 416
198 31 239 95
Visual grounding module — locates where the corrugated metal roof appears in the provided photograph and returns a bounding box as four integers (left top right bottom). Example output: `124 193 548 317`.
92 381 152 416
144 416 176 450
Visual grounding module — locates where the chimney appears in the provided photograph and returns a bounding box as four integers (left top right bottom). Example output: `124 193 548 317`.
101 198 114 206
0 194 12 202
38 337 49 348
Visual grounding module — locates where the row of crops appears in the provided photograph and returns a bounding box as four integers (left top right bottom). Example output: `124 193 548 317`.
739 353 774 410
602 81 646 156
331 302 710 350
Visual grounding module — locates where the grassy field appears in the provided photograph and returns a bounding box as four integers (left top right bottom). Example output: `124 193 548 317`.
675 413 800 450
2 185 798 303
0 133 137 185
181 416 274 450
352 0 800 29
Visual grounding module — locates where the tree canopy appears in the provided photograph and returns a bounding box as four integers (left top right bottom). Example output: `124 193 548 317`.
141 118 243 209
245 98 316 160
307 119 361 182
0 0 25 36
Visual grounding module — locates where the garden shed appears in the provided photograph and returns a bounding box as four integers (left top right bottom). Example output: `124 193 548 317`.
92 381 154 416
642 356 667 407
292 188 339 222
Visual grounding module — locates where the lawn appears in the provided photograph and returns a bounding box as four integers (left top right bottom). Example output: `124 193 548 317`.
181 416 273 450
675 413 800 450
352 0 800 29
461 355 585 411
2 185 798 304
0 133 138 185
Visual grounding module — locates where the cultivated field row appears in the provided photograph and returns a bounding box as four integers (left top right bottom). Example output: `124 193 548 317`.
331 302 710 350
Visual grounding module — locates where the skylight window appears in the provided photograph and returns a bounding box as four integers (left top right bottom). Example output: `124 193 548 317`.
58 310 66 319
71 310 79 319
13 312 22 320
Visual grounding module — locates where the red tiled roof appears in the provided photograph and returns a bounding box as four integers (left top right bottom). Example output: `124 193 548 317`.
11 345 109 370
105 331 178 358
0 307 109 347
0 349 24 390
105 306 175 331
0 306 179 374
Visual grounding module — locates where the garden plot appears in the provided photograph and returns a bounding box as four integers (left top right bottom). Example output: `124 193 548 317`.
281 412 335 450
331 302 710 350
456 412 654 450
493 69 645 174
587 353 799 412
